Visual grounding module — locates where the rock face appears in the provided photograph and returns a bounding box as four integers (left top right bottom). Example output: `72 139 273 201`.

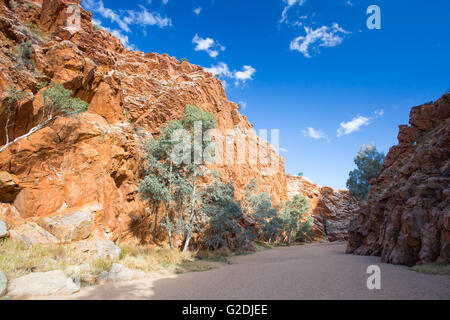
0 0 287 244
7 270 80 297
287 175 359 241
347 94 450 265
0 171 21 202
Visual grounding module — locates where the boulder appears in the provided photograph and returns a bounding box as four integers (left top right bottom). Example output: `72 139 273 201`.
0 172 21 203
9 222 59 247
0 220 7 238
0 269 7 297
7 270 80 297
74 237 122 260
106 263 135 282
39 210 93 242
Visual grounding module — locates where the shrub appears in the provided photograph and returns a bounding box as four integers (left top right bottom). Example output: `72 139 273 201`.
180 58 189 63
201 181 253 251
15 40 33 68
346 144 385 200
42 82 88 116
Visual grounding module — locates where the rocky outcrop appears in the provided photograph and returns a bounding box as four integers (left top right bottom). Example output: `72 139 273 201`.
73 237 122 260
0 0 287 244
38 204 96 242
287 175 359 241
9 221 59 246
347 94 450 265
7 270 80 297
0 171 21 202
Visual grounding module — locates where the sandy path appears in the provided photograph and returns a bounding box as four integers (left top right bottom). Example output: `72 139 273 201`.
37 242 450 300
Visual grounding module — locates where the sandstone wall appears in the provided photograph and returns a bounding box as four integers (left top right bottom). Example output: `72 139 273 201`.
347 94 450 265
0 0 286 243
287 175 359 241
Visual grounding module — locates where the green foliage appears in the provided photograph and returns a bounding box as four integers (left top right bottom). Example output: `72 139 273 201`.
279 195 314 243
241 179 282 243
201 181 253 251
139 105 217 251
42 82 88 116
15 40 33 68
93 24 102 31
179 58 189 63
346 144 385 200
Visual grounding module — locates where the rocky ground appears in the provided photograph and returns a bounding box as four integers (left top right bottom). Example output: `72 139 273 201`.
28 243 450 300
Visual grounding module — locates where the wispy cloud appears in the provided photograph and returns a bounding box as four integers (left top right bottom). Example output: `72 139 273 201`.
280 0 306 23
193 7 202 15
302 127 327 140
280 147 288 152
204 63 256 86
124 6 172 28
192 34 225 58
290 23 350 58
337 109 384 137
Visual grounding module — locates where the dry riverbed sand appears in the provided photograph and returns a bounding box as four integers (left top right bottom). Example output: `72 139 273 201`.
33 242 450 300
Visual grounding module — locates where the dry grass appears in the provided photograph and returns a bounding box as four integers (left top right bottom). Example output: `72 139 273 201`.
0 238 243 282
0 238 86 279
411 262 450 275
118 243 197 272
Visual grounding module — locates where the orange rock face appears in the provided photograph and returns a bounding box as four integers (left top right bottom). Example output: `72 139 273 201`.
347 94 450 265
287 175 359 241
0 0 288 243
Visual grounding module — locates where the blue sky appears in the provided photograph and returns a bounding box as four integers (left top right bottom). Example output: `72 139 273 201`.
81 0 450 189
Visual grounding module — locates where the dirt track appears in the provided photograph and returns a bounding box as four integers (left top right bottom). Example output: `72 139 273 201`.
38 242 450 300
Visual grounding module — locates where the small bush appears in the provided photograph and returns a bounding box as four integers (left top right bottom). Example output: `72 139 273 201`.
411 262 450 275
42 82 88 116
179 57 189 63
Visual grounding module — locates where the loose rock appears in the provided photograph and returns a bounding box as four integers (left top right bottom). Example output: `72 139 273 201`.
7 270 80 297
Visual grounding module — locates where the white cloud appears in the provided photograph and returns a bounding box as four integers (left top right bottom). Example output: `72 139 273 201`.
105 27 138 51
83 0 130 32
337 109 384 137
204 62 232 77
125 5 172 28
193 7 202 15
162 0 169 5
337 116 370 137
83 0 172 31
280 0 306 23
302 127 327 140
290 23 350 58
280 147 288 152
204 63 257 87
346 0 353 7
192 34 225 58
234 65 256 85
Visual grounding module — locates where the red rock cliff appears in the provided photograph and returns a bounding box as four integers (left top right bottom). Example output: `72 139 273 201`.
347 94 450 265
287 175 359 242
0 0 287 242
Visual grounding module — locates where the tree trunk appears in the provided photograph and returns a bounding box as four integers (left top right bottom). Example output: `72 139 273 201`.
182 235 191 252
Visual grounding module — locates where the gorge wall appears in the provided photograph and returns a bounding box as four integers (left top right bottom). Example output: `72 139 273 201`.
347 94 450 265
287 175 359 242
0 0 353 245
